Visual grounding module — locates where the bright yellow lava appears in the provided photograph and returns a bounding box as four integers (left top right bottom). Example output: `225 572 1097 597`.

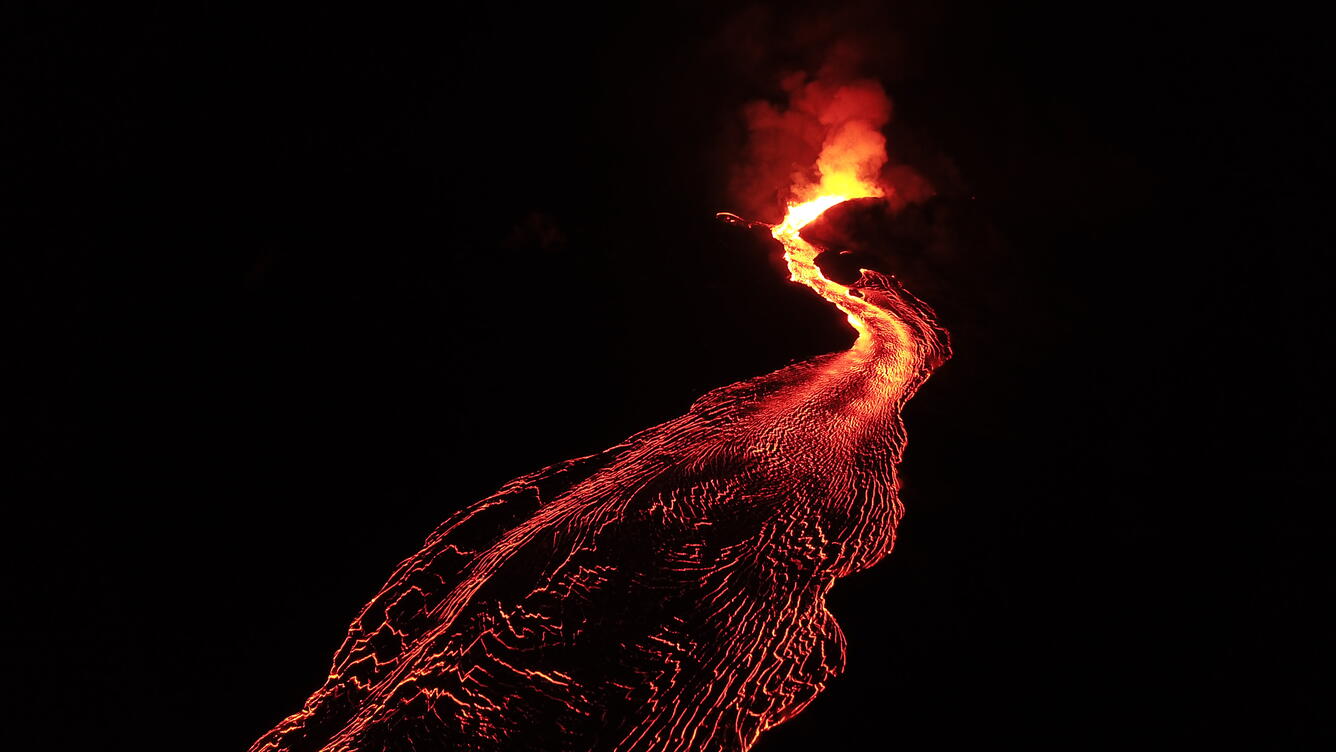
769 187 906 356
772 194 849 237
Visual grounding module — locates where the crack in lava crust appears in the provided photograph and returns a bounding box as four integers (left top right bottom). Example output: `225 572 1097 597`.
252 201 951 752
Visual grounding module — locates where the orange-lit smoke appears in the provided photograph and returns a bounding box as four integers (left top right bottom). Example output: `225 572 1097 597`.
733 66 904 224
786 74 891 206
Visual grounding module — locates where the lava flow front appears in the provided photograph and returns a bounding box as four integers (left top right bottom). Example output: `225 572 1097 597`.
253 78 951 752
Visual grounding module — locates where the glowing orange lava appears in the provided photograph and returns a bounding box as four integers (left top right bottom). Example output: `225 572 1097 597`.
252 83 950 752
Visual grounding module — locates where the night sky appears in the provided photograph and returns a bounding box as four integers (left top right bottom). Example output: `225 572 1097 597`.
9 2 1333 749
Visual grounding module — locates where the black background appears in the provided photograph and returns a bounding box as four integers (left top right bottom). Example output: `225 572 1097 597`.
8 2 1333 749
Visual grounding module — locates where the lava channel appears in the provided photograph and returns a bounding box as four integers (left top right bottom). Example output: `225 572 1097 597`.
252 198 951 752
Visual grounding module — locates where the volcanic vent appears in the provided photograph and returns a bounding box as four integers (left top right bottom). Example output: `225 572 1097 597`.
253 71 951 752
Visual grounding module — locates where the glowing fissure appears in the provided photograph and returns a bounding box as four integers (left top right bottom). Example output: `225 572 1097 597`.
254 78 950 752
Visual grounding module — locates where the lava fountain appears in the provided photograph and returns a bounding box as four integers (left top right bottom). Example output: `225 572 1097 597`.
252 82 951 752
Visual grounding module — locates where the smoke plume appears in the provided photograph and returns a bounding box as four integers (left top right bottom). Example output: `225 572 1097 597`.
731 50 931 220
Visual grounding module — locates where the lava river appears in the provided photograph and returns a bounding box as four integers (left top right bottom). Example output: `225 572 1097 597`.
252 197 951 752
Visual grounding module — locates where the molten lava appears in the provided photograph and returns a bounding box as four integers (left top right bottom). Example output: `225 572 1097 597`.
253 73 950 752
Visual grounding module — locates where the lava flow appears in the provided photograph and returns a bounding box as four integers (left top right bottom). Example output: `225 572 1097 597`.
253 79 951 752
